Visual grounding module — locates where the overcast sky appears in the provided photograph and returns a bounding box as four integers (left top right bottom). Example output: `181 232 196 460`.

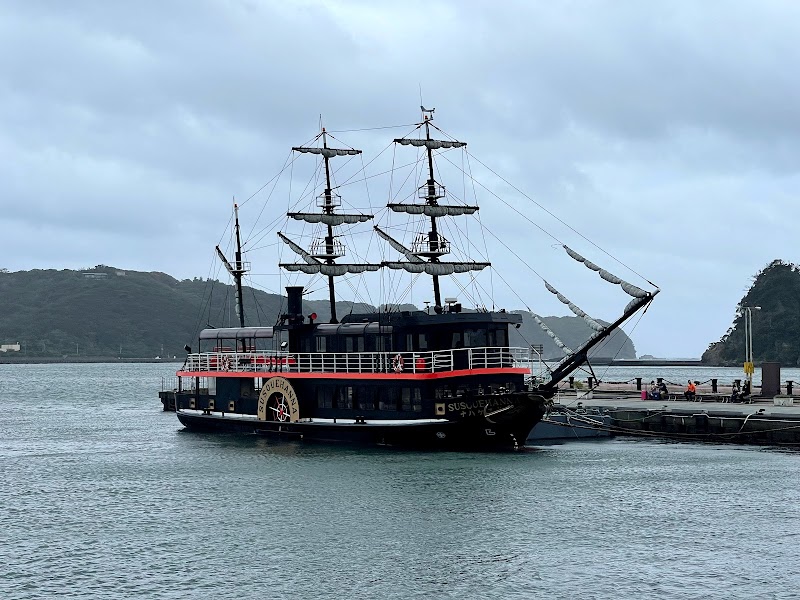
2 0 799 359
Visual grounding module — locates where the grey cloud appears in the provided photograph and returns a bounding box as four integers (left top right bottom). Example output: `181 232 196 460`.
2 0 799 357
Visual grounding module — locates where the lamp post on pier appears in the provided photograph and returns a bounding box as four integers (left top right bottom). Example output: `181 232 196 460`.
742 305 761 394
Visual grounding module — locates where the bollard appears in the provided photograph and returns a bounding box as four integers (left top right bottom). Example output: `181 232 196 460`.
588 377 594 389
636 377 642 391
568 376 574 388
787 380 794 395
711 378 718 393
657 377 663 385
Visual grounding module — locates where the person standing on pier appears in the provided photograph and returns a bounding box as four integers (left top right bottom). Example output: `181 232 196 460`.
684 380 697 401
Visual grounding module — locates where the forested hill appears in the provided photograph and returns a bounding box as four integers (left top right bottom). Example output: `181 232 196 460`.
703 260 800 366
0 266 635 359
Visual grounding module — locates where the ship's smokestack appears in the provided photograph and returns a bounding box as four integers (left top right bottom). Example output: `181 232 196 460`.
286 286 304 324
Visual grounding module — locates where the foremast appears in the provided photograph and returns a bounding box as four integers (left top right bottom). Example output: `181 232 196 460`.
379 108 488 313
279 128 379 323
215 203 249 350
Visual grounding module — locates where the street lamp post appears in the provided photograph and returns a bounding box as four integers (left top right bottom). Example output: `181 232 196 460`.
742 305 761 394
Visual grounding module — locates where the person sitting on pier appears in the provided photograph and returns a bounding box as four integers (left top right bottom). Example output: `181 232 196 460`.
648 380 660 400
684 380 697 401
658 381 669 398
741 380 751 402
730 381 741 403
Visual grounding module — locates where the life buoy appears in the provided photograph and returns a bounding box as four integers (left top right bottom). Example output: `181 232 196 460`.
392 354 404 373
221 356 232 371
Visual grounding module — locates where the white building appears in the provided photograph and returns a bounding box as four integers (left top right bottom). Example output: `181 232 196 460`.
0 343 21 352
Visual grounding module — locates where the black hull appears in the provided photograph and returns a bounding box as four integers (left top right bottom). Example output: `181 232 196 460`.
176 393 548 451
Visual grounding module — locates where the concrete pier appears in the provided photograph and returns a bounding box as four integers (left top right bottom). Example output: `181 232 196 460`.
559 394 800 446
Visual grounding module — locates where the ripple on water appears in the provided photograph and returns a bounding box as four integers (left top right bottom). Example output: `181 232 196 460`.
1 363 799 599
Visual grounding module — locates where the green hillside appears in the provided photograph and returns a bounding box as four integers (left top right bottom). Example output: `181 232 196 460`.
0 265 636 359
703 260 800 366
0 266 374 358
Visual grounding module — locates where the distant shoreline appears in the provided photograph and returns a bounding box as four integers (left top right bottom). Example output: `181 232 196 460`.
0 356 184 365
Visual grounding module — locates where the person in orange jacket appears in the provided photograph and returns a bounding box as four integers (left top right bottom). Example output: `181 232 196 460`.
684 380 697 401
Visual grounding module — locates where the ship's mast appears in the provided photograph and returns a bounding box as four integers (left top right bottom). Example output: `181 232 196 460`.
423 116 443 309
279 129 380 323
377 109 488 313
233 203 246 329
321 129 338 323
215 202 249 351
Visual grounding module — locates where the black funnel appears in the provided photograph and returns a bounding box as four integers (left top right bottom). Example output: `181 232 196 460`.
286 286 304 321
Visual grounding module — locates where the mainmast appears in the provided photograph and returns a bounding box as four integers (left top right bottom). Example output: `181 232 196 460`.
279 128 380 323
423 115 443 308
216 202 249 350
377 107 488 313
321 129 339 322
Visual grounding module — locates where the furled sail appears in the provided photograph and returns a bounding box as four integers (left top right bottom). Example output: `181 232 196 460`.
383 261 489 275
281 263 381 276
532 314 573 355
292 147 361 158
543 281 605 333
278 232 381 275
563 245 649 299
374 226 423 263
278 232 320 266
393 139 466 149
288 213 373 226
387 204 478 217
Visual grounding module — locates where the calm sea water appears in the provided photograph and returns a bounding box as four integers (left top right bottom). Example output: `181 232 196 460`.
1 363 799 599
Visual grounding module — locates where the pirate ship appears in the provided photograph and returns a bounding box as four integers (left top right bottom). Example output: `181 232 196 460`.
173 109 658 450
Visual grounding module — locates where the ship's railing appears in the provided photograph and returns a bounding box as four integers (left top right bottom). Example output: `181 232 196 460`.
180 346 532 376
161 376 180 391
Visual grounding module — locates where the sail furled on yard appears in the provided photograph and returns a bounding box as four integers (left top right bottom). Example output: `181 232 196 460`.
383 261 489 275
278 232 321 266
532 314 573 355
288 212 373 226
278 232 381 276
374 226 424 263
292 147 361 158
375 226 488 274
282 263 380 276
543 281 605 333
387 204 478 217
393 139 466 150
563 246 649 299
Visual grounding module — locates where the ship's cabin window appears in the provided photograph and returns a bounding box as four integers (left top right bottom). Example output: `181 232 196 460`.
464 329 487 348
379 387 399 411
357 386 375 410
317 387 333 408
401 387 422 412
337 386 353 409
418 333 428 350
316 336 327 353
345 336 365 353
451 332 463 348
490 328 508 347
